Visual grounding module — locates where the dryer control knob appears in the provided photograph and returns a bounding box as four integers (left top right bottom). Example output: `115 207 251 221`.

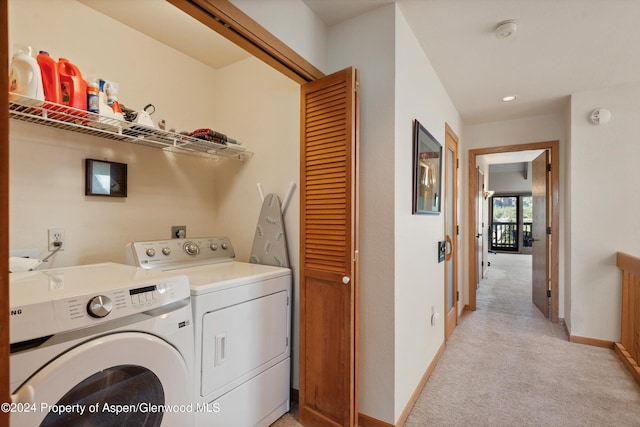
210 243 218 251
87 295 113 318
221 243 229 250
162 247 171 256
184 242 200 256
146 248 156 257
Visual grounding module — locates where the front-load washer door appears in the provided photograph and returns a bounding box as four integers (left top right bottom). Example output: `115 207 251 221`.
10 332 192 427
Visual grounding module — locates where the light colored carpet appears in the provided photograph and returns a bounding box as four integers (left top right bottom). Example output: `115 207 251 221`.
273 253 640 426
404 253 640 426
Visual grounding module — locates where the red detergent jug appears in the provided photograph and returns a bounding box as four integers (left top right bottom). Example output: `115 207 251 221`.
58 58 87 111
36 51 61 104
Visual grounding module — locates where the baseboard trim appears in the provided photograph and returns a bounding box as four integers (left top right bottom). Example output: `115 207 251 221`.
395 341 446 426
614 343 640 385
569 334 615 349
357 412 394 427
357 341 446 427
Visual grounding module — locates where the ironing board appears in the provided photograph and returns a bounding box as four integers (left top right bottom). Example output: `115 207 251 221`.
250 193 290 268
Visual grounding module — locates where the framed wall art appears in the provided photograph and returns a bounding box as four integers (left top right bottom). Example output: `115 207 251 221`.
412 119 442 214
85 159 128 197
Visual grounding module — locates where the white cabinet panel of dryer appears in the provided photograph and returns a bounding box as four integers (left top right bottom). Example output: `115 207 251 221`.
200 290 289 397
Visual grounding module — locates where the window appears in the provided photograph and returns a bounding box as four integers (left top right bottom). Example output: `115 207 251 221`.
490 195 532 252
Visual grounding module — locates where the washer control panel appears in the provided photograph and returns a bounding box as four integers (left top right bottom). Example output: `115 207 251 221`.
9 263 191 344
53 276 189 332
128 237 235 270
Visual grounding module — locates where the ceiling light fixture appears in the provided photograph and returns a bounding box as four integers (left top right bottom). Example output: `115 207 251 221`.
495 19 518 39
502 95 517 102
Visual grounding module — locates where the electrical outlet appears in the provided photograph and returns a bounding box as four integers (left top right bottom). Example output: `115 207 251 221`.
48 228 65 251
171 225 187 239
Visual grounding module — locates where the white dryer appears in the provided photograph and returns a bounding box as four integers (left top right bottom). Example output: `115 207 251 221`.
128 237 292 427
9 262 194 427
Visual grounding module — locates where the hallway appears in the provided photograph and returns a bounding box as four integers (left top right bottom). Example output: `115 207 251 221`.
404 253 640 426
273 253 640 426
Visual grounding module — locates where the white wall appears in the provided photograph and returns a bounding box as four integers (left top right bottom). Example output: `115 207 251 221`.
568 82 640 340
393 7 462 423
235 1 465 423
211 57 301 385
463 113 567 319
9 0 220 265
489 165 532 194
230 0 328 73
564 99 574 332
328 4 464 423
327 6 397 423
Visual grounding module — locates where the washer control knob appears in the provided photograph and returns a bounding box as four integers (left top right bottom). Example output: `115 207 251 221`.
146 248 156 257
210 243 218 251
87 295 113 318
162 247 171 256
184 242 200 256
221 243 229 250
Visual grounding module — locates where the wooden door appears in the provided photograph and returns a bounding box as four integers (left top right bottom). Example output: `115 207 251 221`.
299 67 359 427
444 125 458 340
532 151 549 317
1 0 10 422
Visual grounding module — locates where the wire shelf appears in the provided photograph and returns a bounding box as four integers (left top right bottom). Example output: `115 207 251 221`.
8 94 253 162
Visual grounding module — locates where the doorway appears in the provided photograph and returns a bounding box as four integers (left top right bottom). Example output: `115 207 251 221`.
489 194 533 253
468 141 560 323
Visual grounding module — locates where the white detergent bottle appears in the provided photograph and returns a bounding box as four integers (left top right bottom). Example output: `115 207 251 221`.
9 45 45 102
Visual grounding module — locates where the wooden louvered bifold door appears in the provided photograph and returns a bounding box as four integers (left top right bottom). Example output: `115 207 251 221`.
300 67 359 427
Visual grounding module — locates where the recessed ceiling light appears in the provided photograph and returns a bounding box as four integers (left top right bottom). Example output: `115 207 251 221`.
502 95 517 102
495 19 518 39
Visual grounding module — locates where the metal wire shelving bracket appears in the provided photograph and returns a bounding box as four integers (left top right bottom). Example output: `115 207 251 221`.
8 94 253 162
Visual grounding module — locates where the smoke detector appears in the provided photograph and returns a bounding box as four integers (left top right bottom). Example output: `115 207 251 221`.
588 108 612 125
495 20 518 39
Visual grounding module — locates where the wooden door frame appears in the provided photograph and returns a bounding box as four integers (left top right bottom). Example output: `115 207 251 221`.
468 141 560 323
1 0 9 419
444 124 458 340
168 0 324 83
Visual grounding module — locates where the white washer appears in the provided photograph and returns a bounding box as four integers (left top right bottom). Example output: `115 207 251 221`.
9 262 194 427
128 237 292 427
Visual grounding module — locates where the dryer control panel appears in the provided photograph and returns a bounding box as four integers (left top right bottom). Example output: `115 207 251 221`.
128 237 236 270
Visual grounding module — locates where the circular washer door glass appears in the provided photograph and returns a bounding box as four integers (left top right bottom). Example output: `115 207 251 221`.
40 364 164 427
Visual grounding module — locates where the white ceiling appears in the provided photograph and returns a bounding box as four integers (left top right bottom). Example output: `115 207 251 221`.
305 0 640 125
482 150 543 165
77 0 639 173
77 0 251 69
80 0 640 127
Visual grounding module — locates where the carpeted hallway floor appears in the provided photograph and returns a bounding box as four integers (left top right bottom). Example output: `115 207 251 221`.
404 253 640 426
273 253 640 426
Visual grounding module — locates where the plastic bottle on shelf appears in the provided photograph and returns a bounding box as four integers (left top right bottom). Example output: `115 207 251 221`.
105 81 123 119
36 51 61 104
86 78 99 113
57 58 87 111
9 46 45 102
96 79 115 119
